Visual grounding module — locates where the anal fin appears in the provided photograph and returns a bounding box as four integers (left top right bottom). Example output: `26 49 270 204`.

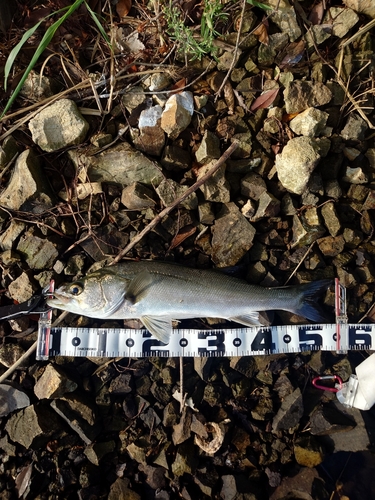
229 312 263 327
141 315 172 343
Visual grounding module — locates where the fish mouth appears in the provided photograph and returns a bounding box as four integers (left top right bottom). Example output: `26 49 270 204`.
46 291 72 307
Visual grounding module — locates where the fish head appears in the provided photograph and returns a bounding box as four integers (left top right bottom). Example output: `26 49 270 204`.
47 269 130 318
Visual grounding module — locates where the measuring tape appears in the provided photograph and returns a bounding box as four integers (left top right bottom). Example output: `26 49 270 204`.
35 323 374 360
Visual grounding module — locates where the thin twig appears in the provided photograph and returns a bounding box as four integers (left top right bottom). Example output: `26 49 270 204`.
109 140 239 264
215 0 246 99
284 241 315 285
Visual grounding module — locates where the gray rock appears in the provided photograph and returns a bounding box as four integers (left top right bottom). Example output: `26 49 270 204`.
231 132 252 159
0 149 54 212
51 394 101 445
211 203 256 267
284 80 332 114
305 25 332 48
0 385 30 417
161 145 191 171
8 272 35 302
323 6 359 38
134 105 165 156
84 440 116 466
241 172 267 200
172 408 192 445
258 32 289 66
194 357 213 381
291 215 326 248
161 92 194 139
340 113 368 140
197 161 230 202
195 130 221 164
121 86 147 113
198 202 215 225
272 387 303 431
29 99 89 151
17 230 58 269
0 221 25 251
269 0 301 41
325 179 343 198
156 179 198 210
90 132 113 147
108 478 141 500
58 182 103 202
20 70 56 101
251 191 281 221
241 199 256 219
220 475 237 500
318 235 345 257
34 364 78 399
121 182 156 210
126 442 147 464
321 202 341 236
171 442 197 476
5 403 60 448
69 142 163 187
275 137 321 194
289 107 329 137
230 357 257 378
79 224 128 261
343 166 368 184
145 73 171 91
0 136 19 168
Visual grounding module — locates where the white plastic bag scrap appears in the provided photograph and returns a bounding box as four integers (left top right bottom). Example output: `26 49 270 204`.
337 353 375 410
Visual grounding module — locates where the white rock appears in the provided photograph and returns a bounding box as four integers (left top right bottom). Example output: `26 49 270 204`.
289 107 329 137
29 99 89 152
161 92 194 139
275 137 321 195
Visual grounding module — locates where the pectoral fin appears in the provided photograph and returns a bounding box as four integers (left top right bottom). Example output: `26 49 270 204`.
125 270 152 304
229 312 262 327
141 315 172 343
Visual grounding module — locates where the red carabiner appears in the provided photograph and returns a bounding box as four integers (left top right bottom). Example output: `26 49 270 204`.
312 375 343 393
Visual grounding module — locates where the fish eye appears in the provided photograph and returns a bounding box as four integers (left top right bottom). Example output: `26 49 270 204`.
69 283 83 296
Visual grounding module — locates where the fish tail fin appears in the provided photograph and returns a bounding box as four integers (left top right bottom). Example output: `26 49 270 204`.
294 279 332 323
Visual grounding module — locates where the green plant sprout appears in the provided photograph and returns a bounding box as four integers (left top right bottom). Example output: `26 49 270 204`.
163 0 228 61
1 0 111 118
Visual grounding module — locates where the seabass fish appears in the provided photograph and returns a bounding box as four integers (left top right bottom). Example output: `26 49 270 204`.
47 261 330 343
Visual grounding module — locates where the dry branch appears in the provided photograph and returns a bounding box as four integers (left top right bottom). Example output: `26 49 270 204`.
110 140 239 265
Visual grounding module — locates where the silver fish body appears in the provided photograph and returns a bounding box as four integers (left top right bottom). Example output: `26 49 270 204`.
47 261 330 343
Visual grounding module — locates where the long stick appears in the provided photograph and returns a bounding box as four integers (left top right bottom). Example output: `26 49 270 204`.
110 140 239 265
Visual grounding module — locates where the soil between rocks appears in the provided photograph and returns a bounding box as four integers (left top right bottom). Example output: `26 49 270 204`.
1 1 375 499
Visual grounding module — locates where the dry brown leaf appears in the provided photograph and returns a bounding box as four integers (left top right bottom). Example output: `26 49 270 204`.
250 87 279 112
170 225 196 250
282 111 300 122
116 0 132 17
308 1 325 25
15 463 33 498
171 78 187 93
279 40 305 69
253 18 269 45
223 81 235 115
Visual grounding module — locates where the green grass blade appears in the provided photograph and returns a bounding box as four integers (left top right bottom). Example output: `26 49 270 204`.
1 0 85 118
246 0 273 11
4 20 44 91
3 5 74 92
84 1 112 49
